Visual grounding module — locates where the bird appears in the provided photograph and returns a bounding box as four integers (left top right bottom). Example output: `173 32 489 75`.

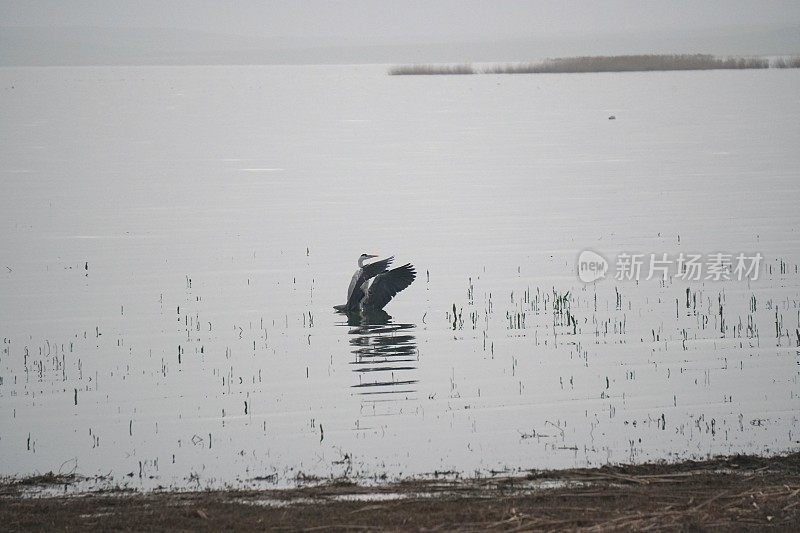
334 254 416 313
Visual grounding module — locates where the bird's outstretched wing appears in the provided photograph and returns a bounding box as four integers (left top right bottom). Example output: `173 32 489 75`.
361 256 394 280
362 264 416 310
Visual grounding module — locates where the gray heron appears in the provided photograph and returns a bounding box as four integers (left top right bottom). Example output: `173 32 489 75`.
334 254 416 313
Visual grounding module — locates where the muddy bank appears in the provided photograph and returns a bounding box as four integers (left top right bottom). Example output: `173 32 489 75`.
2 452 798 531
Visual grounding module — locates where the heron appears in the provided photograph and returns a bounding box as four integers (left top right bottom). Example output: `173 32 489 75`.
334 254 416 313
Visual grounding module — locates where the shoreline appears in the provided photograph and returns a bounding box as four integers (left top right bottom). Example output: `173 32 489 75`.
3 451 798 530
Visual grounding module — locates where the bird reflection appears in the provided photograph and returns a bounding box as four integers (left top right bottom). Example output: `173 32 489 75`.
338 310 418 398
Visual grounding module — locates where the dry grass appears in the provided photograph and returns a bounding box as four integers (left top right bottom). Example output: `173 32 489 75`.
2 451 798 530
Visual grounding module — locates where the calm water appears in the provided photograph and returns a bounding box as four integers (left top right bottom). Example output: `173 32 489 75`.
1 65 799 490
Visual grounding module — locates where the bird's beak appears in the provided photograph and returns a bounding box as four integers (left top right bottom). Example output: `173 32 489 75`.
366 254 378 259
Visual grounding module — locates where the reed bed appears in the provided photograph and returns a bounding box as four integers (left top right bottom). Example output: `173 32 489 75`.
772 55 800 68
388 63 475 75
485 54 769 74
389 54 798 75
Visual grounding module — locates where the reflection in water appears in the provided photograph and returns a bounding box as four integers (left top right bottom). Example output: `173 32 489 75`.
338 311 418 398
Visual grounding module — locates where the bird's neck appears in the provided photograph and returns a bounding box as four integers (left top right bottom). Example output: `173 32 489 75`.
358 257 367 268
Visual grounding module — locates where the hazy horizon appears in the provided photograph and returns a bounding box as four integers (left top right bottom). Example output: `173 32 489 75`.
2 1 800 66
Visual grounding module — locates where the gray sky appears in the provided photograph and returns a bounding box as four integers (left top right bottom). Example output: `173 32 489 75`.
2 0 799 65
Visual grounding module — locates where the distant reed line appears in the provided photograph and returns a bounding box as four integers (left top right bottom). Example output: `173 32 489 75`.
388 54 800 75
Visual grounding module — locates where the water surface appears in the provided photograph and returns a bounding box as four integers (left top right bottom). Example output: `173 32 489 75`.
1 65 798 489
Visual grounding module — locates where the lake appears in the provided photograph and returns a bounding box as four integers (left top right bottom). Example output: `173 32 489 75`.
1 65 798 490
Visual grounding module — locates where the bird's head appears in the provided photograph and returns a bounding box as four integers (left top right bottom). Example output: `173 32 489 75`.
358 253 378 267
